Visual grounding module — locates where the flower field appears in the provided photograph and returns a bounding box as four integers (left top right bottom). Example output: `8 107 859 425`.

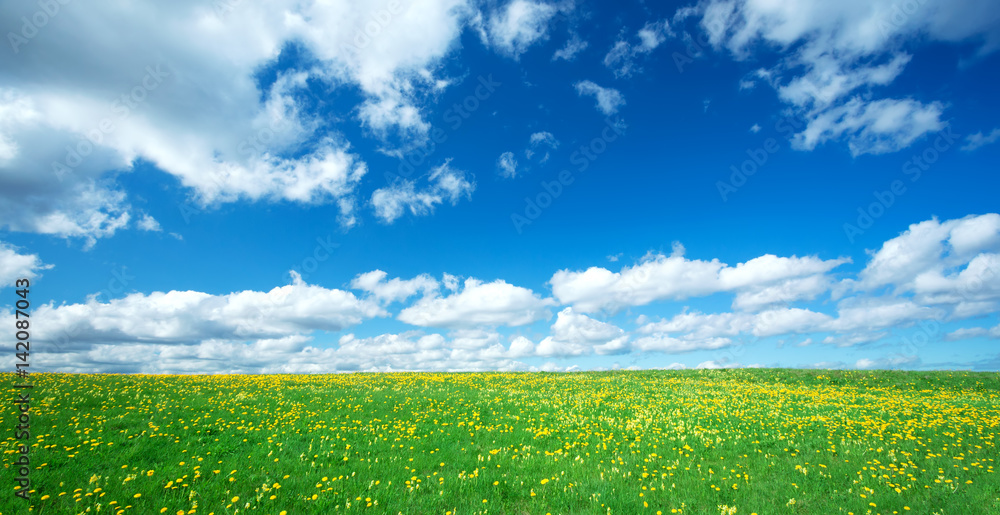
2 369 998 514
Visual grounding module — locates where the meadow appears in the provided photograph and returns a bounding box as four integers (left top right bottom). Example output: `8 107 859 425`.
1 369 998 515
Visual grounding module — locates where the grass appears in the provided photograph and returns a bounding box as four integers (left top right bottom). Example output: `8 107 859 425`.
2 369 998 514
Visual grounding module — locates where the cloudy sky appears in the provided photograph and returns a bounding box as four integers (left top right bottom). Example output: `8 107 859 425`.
2 0 999 374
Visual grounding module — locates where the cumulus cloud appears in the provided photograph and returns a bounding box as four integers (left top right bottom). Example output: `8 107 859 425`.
13 212 1000 372
536 308 629 357
574 81 625 115
851 214 1000 314
634 307 833 353
398 277 555 328
30 271 384 351
26 329 540 374
508 335 536 357
550 246 849 313
633 296 947 350
0 0 481 243
370 160 475 222
350 270 439 304
0 241 52 287
732 274 833 311
673 0 1000 155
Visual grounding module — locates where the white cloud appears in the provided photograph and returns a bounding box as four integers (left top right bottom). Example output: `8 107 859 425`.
370 160 475 222
574 81 625 116
944 326 1000 341
630 296 942 351
749 123 761 133
497 151 519 178
854 214 1000 311
24 328 542 374
535 307 629 357
397 277 555 328
535 337 589 357
137 214 162 232
0 0 480 243
508 335 536 357
0 241 52 287
551 248 848 313
638 307 832 341
552 34 588 61
442 273 460 292
778 54 913 110
526 131 559 162
732 274 833 311
854 354 919 370
695 360 743 369
529 131 559 148
633 334 733 353
792 97 945 156
483 0 561 58
636 20 671 52
350 270 439 304
603 41 632 77
30 271 385 351
16 211 1000 371
603 20 671 78
828 298 944 333
674 0 1000 155
962 128 1000 151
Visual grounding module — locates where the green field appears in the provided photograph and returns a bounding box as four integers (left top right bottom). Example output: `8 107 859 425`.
2 369 998 514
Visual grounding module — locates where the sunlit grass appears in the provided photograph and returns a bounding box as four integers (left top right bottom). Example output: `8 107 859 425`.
2 369 998 514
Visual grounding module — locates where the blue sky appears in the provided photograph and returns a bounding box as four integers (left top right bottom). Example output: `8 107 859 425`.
2 0 999 373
